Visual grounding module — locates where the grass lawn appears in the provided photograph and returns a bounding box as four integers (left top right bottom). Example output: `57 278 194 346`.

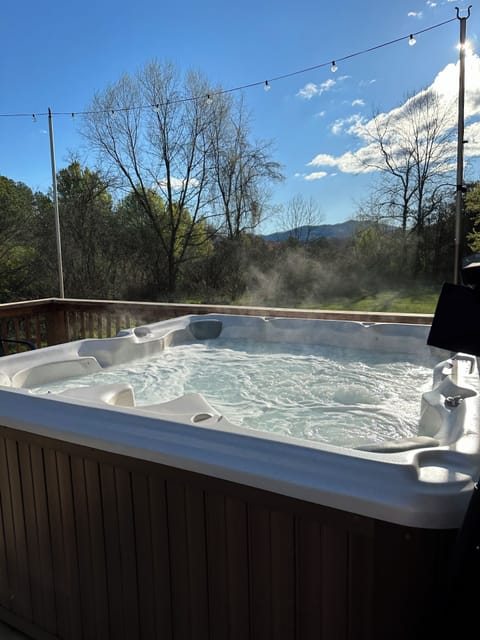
310 287 442 314
194 285 444 314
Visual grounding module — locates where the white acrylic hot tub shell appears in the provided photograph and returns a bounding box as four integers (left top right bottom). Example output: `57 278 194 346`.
0 313 479 530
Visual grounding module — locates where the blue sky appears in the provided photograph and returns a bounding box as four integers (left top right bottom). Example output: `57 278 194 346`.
0 0 478 230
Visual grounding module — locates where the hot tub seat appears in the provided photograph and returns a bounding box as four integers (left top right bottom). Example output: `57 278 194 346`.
59 384 227 428
58 383 135 407
140 392 224 426
13 357 102 388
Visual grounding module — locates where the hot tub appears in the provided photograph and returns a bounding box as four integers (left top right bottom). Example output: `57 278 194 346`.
0 313 477 639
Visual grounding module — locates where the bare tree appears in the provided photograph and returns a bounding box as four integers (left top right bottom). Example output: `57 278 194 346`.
365 91 455 222
82 62 219 296
359 89 456 272
208 94 284 239
278 194 324 243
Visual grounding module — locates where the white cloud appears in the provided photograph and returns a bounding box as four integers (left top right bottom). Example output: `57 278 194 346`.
331 120 343 135
427 1 437 7
331 114 366 135
352 99 365 107
296 82 319 100
307 154 338 167
316 110 326 117
309 147 378 174
157 176 199 190
465 121 480 156
304 171 328 180
408 11 423 17
306 54 480 175
432 54 480 115
297 78 336 99
296 75 349 101
359 78 377 87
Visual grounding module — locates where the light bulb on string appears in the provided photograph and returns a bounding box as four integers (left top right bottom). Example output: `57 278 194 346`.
32 114 37 123
331 61 338 73
206 94 213 104
71 113 75 120
409 34 416 46
264 80 271 91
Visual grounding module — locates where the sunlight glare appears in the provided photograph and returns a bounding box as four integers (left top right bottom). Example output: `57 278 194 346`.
457 39 475 57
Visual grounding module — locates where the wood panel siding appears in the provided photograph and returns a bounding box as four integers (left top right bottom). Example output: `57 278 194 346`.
0 424 455 640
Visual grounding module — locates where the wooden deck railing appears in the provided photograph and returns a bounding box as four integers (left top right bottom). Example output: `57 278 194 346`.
0 298 434 353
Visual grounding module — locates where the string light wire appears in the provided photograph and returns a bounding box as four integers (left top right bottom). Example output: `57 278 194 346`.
0 16 457 120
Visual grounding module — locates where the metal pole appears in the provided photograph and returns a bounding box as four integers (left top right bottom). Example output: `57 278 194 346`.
453 6 471 284
48 107 65 298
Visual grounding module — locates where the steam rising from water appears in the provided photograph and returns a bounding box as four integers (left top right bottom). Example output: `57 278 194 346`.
31 338 434 448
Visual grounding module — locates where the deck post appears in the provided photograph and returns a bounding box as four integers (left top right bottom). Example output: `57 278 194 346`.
45 302 68 345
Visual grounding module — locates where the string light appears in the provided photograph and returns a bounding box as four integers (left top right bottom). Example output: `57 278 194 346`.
32 114 36 122
6 16 455 121
71 113 75 120
206 94 213 104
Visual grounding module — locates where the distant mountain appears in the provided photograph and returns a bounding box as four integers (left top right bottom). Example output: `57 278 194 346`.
261 220 360 243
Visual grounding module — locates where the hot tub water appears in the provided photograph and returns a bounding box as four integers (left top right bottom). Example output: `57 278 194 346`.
29 338 433 448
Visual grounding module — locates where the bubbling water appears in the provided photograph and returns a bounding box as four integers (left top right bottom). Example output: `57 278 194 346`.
30 338 434 448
